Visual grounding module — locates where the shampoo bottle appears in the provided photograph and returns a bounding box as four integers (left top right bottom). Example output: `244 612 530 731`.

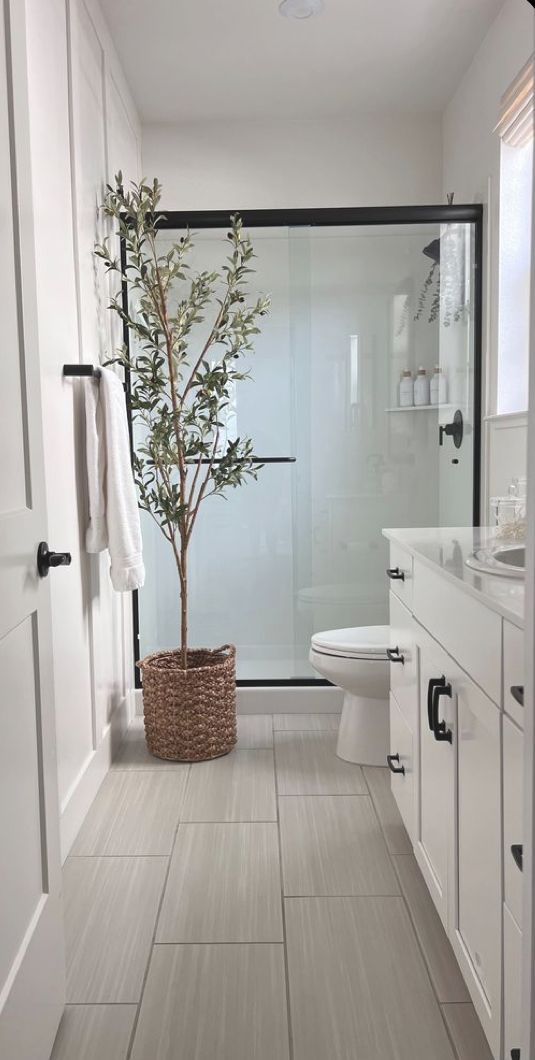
399 369 414 407
414 367 430 406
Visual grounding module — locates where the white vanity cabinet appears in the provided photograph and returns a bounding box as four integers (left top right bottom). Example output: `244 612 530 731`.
385 531 525 1060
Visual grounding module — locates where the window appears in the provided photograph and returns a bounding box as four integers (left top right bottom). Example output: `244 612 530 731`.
496 56 534 415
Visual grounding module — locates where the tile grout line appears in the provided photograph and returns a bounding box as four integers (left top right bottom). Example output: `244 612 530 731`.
124 762 192 1060
273 733 295 1060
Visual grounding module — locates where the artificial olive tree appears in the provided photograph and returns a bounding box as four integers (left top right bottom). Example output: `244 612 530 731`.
95 176 270 667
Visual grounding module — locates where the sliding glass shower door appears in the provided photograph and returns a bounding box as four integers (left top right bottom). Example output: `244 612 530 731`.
134 209 481 682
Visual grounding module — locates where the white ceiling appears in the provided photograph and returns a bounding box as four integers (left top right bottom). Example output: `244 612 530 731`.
101 0 504 123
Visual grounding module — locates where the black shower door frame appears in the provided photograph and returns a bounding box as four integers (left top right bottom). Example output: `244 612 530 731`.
125 204 483 688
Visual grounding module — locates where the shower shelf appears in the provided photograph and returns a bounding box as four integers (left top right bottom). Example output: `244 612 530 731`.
385 404 454 413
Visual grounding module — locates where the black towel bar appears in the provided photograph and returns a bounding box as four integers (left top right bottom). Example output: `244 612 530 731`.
63 363 102 379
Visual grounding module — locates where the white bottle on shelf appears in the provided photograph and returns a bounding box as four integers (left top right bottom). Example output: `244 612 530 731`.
399 369 414 407
414 367 430 406
430 366 448 406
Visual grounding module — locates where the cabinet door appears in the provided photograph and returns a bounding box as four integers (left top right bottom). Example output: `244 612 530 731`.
388 592 418 730
389 693 415 842
451 669 501 1059
415 641 455 930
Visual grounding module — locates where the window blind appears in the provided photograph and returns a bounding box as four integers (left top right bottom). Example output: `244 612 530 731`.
495 55 534 147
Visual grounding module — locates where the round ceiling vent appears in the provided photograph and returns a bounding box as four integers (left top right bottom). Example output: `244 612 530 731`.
279 0 324 19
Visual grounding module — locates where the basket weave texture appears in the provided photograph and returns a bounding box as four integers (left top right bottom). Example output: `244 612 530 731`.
138 644 237 762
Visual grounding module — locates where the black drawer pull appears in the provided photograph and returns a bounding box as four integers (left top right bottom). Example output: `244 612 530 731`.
427 677 446 732
386 567 405 581
511 685 524 706
386 647 405 665
387 753 405 775
433 681 453 743
511 844 523 871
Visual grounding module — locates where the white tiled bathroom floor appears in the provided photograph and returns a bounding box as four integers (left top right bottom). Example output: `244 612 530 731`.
51 714 492 1060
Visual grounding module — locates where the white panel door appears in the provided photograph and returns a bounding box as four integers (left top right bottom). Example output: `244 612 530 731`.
0 1 65 1057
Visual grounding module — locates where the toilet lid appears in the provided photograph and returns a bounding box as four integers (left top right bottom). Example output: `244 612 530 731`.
311 625 389 660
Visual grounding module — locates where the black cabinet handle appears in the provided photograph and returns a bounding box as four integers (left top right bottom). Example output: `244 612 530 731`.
511 686 524 706
427 677 446 731
387 647 405 665
386 567 405 581
433 681 453 743
387 753 405 775
37 541 72 578
511 844 523 872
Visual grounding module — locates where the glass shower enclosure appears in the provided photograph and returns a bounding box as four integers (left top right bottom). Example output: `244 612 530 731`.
130 206 482 685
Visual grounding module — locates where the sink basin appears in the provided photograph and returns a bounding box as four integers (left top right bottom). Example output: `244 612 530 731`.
466 543 525 578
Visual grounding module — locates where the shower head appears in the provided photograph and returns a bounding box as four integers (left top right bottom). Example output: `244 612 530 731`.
423 237 441 264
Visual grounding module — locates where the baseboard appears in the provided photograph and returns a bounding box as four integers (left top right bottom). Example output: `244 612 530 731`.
134 685 343 716
59 692 132 861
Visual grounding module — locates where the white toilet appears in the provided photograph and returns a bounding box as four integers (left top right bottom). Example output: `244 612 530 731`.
309 626 390 766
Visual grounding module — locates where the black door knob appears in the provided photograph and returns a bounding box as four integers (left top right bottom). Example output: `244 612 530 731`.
37 541 72 578
439 409 463 449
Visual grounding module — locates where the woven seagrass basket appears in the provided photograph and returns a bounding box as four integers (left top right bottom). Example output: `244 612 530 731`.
137 644 237 762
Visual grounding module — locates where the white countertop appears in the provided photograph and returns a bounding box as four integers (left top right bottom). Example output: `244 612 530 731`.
383 526 525 628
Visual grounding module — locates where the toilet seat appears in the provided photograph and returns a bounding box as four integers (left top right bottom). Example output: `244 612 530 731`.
310 625 389 661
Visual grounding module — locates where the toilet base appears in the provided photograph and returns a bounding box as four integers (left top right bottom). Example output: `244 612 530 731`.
336 692 389 766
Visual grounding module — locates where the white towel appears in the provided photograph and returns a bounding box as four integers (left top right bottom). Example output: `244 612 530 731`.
85 366 145 592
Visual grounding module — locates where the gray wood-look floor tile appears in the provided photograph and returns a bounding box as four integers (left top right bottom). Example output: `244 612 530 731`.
130 944 290 1060
50 1005 136 1060
275 732 367 795
393 854 470 1003
112 717 189 769
236 714 273 748
441 1004 494 1060
273 713 341 731
156 822 283 942
285 897 456 1060
64 856 167 1003
70 770 188 856
363 765 412 854
279 796 399 897
181 749 276 821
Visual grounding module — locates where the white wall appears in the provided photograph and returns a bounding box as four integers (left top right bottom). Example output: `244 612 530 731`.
443 0 533 513
25 0 141 859
142 115 442 210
